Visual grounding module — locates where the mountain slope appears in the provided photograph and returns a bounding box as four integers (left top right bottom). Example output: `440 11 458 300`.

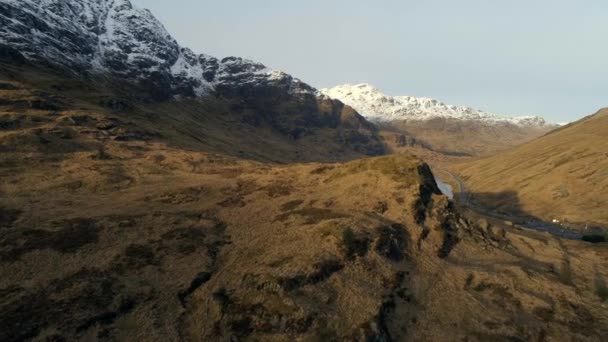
320 83 546 126
455 108 608 227
0 1 607 341
321 83 548 126
0 0 385 160
322 83 556 156
0 62 384 163
0 64 606 341
0 0 301 99
389 118 553 157
1 79 607 339
0 0 340 105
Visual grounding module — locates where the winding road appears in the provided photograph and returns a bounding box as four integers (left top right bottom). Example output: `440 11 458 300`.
434 168 583 241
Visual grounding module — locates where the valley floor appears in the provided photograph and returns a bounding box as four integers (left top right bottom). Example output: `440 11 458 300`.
434 168 587 240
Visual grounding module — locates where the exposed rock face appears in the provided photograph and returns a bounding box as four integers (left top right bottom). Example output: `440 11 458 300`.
0 1 178 74
392 133 426 148
0 0 383 153
0 44 26 64
0 0 317 100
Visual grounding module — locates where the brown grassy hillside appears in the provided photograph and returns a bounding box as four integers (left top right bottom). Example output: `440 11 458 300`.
379 130 472 166
1 65 607 341
386 118 554 157
454 109 608 227
0 63 384 165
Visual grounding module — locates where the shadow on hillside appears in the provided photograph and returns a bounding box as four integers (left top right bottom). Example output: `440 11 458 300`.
466 191 527 217
460 190 595 241
0 63 387 165
462 189 559 227
133 94 387 164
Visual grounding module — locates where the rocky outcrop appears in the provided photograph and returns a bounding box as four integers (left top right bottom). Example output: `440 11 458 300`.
392 132 429 148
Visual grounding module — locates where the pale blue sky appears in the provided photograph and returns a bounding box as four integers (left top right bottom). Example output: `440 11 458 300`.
132 0 607 122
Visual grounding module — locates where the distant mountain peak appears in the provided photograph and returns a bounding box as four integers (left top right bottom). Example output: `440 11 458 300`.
321 83 550 127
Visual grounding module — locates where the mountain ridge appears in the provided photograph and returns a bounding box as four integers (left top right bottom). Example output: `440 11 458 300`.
321 83 551 127
0 0 386 160
0 0 322 101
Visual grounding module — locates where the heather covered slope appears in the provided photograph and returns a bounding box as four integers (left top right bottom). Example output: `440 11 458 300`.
0 62 384 163
386 118 552 157
455 108 608 227
1 0 607 341
2 129 608 340
1 66 607 341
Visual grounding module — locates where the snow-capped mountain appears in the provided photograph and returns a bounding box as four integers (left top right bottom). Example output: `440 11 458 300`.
0 0 314 99
0 0 386 154
321 83 549 127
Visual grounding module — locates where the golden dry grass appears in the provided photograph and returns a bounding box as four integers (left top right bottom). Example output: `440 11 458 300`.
0 64 607 341
453 109 608 227
386 118 553 157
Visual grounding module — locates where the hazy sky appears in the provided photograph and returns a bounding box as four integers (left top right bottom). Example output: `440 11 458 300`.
132 0 607 122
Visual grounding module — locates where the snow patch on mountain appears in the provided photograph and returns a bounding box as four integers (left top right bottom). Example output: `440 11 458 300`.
321 83 549 127
0 0 312 98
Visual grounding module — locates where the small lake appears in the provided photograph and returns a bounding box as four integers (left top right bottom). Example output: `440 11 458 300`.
434 176 454 200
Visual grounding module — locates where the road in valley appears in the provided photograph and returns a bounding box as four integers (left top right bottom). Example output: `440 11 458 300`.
433 168 583 241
